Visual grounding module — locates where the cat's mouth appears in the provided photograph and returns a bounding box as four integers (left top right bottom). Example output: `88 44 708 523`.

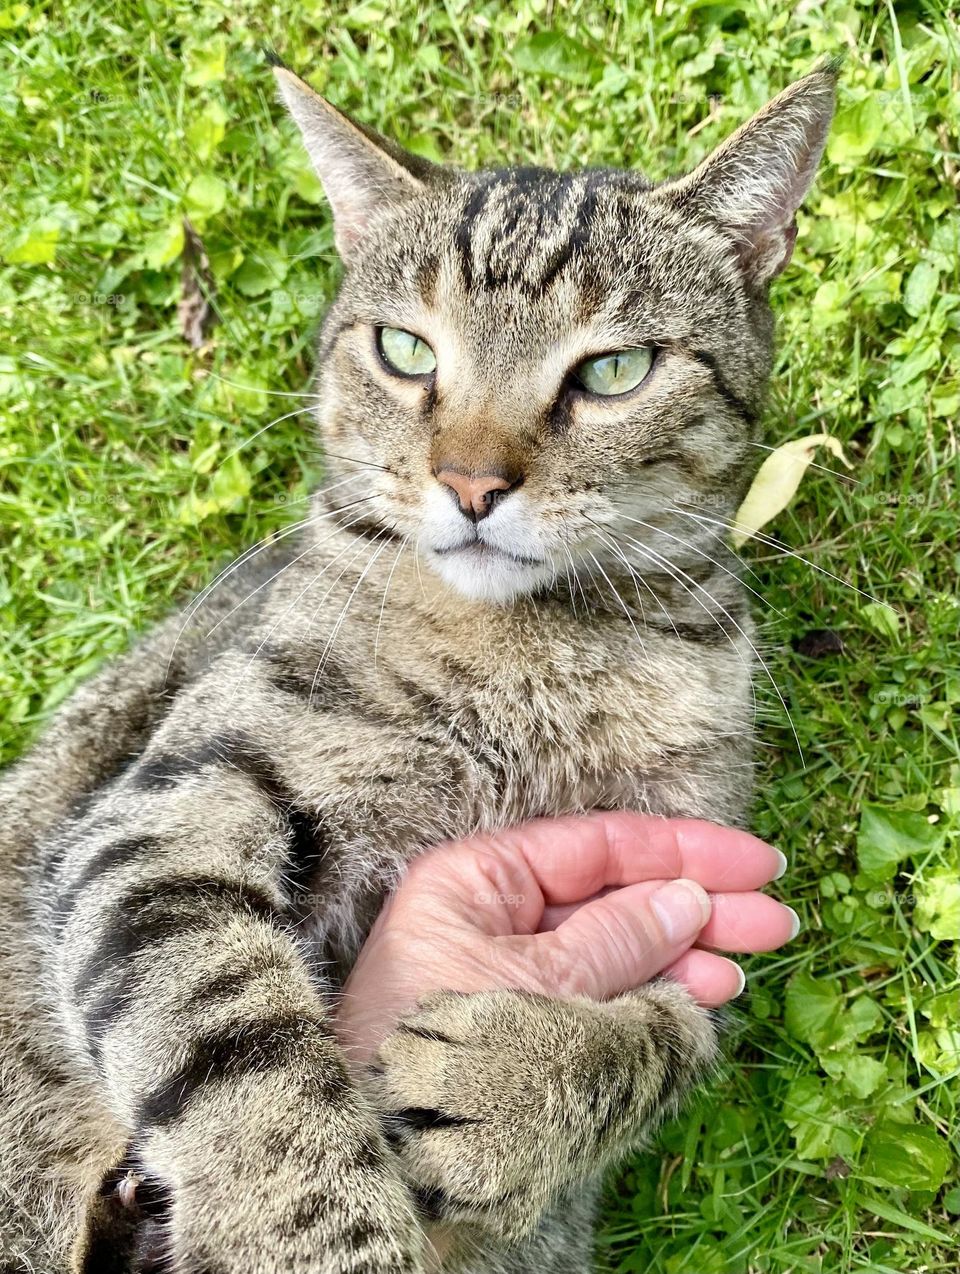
432 539 544 568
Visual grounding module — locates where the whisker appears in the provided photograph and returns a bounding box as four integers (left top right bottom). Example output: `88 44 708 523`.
321 449 393 474
675 508 887 606
266 472 370 510
205 371 320 401
609 495 765 588
220 405 316 465
617 530 799 760
572 547 603 610
299 529 384 648
374 539 408 671
167 475 364 668
584 548 650 664
412 537 429 601
586 520 680 643
558 543 582 616
669 511 760 577
228 508 382 701
746 438 861 484
619 529 753 662
612 512 780 616
310 532 393 703
202 497 376 641
615 526 765 739
163 513 322 683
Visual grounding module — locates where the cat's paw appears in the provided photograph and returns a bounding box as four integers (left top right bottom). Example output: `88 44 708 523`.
367 983 716 1243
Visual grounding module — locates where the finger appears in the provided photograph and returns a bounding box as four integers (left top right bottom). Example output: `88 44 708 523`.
697 891 799 952
539 885 617 932
662 950 746 1006
528 878 712 998
491 812 785 911
393 813 784 939
540 886 799 948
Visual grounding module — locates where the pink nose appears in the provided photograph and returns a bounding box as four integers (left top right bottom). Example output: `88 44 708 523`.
435 468 518 522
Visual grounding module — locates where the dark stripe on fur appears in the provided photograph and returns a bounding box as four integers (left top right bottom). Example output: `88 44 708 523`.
73 875 287 1001
412 1181 514 1222
134 1012 331 1129
647 998 688 1111
686 347 757 427
55 834 163 931
389 1106 479 1132
128 730 322 903
644 618 740 646
281 1190 388 1253
395 1022 457 1045
82 971 141 1059
532 180 598 297
455 182 489 291
261 645 354 706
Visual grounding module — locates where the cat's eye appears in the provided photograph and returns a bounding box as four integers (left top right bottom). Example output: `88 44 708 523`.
377 327 437 378
573 347 653 397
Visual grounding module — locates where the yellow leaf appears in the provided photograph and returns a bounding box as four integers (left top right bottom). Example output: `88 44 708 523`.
732 434 851 548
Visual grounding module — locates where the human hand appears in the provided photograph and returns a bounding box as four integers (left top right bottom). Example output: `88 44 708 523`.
336 811 795 1065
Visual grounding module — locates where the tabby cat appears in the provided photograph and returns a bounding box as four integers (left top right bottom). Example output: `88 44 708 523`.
0 55 837 1274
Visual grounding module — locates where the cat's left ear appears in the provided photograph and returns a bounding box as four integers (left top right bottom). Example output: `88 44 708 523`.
654 60 840 286
272 61 438 260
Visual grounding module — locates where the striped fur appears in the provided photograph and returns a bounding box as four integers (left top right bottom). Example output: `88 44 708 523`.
0 60 837 1273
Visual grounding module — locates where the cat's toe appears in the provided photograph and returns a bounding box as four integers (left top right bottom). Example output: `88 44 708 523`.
368 992 557 1241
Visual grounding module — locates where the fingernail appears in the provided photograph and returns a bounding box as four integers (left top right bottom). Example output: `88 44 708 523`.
785 906 801 940
731 962 746 997
651 879 711 943
773 849 788 880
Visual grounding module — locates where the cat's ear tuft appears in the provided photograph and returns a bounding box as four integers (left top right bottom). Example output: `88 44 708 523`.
272 66 436 260
655 61 840 286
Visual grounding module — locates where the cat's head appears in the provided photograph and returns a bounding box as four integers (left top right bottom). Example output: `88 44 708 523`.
275 59 837 605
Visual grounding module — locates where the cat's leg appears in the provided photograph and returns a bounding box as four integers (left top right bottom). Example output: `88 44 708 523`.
39 661 459 1274
51 828 424 1273
367 982 716 1245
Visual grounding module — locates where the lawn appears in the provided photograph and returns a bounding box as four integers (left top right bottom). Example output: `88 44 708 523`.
1 1 958 1271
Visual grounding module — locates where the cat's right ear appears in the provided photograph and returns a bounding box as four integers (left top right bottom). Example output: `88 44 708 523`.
653 59 840 287
271 60 437 260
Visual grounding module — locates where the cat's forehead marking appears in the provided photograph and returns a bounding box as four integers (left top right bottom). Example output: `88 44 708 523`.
453 169 609 298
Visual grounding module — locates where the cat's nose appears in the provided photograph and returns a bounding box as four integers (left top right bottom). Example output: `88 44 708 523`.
435 467 520 523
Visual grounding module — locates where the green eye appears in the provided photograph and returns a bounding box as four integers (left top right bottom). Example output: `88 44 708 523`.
574 347 653 397
377 327 437 377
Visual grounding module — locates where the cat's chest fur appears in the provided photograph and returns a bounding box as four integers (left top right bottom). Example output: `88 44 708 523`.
250 543 755 967
356 576 754 826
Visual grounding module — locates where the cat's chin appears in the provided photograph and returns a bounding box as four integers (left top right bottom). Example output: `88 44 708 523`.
425 544 556 605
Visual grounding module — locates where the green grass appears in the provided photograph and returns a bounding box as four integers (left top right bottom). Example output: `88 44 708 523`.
2 1 958 1270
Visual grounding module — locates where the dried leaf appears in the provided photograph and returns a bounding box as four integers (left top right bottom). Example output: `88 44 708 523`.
178 217 216 350
732 434 851 548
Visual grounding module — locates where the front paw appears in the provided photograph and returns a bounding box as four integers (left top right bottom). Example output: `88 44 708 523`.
367 983 716 1243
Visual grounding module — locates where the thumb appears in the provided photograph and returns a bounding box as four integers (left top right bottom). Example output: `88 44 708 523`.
529 878 711 999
